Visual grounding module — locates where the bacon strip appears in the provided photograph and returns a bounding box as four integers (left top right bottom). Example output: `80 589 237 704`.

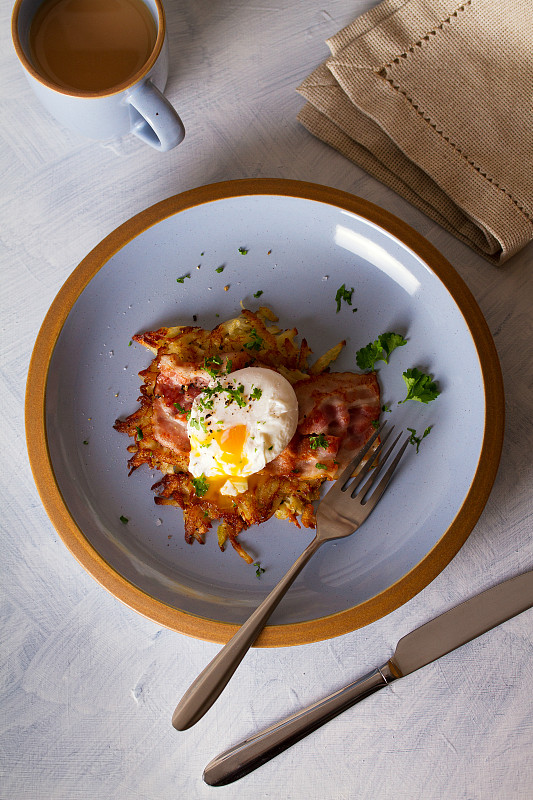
294 372 380 470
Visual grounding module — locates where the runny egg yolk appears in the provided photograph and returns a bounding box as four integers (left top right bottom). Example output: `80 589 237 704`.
215 425 248 469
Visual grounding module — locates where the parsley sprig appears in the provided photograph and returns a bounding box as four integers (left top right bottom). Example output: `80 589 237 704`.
356 332 407 371
399 368 440 404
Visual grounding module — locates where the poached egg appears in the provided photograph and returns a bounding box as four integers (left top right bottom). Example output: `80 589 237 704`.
187 367 298 496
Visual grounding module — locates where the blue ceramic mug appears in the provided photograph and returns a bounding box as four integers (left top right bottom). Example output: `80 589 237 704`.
12 0 185 152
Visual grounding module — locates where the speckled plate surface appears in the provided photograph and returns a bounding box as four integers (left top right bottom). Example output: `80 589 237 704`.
25 179 504 645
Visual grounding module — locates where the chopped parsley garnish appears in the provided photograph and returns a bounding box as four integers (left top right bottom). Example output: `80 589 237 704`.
223 384 246 407
250 387 262 400
192 474 210 497
128 340 132 346
174 402 186 414
215 266 224 273
309 433 328 450
356 332 407 371
202 381 247 408
197 397 214 411
315 462 328 469
335 283 355 312
371 419 380 429
176 273 191 283
382 404 392 413
407 426 432 452
189 416 208 434
225 358 233 374
253 290 263 298
244 328 263 351
119 515 129 524
135 426 143 440
399 368 440 404
253 561 266 578
204 354 223 378
238 247 249 255
83 439 89 445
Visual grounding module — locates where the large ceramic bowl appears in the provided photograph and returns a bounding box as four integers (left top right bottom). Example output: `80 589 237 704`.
25 179 504 645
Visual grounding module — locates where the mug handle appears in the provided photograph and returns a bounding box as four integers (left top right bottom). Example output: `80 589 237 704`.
126 80 185 152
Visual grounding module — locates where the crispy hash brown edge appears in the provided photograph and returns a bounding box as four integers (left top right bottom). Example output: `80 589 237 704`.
114 307 348 563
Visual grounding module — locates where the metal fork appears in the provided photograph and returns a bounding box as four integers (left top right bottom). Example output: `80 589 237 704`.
172 422 409 731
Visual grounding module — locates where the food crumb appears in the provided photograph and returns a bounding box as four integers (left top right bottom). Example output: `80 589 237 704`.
322 275 329 281
224 285 230 291
155 518 162 526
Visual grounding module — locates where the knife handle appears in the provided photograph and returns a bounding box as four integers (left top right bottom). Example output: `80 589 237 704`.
203 661 397 787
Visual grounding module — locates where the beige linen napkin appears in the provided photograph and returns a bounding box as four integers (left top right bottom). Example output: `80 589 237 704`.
297 0 533 263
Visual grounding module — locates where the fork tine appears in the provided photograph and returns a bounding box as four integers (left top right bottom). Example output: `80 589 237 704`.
345 425 396 495
355 433 410 511
352 429 403 499
330 421 388 499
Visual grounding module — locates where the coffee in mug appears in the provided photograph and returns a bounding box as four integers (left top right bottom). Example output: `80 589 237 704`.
12 0 185 152
29 0 158 93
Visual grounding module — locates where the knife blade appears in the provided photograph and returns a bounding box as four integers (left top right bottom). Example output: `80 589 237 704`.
203 569 533 787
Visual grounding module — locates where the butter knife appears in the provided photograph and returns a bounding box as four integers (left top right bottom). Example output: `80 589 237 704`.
203 569 533 786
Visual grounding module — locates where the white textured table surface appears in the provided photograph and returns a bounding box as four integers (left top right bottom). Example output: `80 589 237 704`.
2 2 532 798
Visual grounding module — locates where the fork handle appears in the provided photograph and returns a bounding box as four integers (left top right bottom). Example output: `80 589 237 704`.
172 535 323 731
203 661 397 786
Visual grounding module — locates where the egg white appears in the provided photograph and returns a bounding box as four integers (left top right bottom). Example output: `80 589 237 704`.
187 367 299 496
